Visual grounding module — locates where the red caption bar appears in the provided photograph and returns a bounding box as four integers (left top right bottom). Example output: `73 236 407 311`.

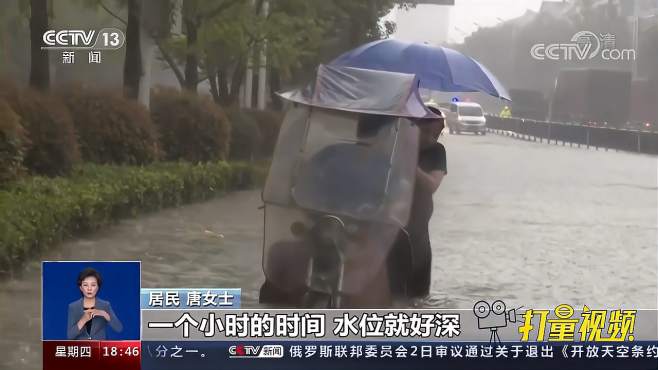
43 340 141 370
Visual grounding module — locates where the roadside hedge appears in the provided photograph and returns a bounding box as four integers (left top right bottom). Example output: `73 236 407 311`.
0 86 80 177
0 99 27 184
227 108 262 161
58 86 160 165
0 161 266 277
242 108 284 159
151 87 231 162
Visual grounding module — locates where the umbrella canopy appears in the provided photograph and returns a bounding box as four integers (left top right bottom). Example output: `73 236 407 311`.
331 39 511 101
278 64 442 119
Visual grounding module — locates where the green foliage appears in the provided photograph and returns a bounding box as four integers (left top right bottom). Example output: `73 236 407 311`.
151 87 230 162
57 85 160 165
198 2 253 70
266 0 414 88
226 108 262 161
324 1 402 42
0 161 263 276
0 86 80 177
155 0 410 99
0 99 27 184
258 0 329 79
221 106 282 162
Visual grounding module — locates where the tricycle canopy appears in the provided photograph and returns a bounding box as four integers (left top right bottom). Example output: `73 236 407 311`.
261 65 433 296
278 64 441 119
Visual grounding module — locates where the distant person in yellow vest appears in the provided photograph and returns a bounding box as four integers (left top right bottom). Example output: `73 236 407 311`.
500 106 512 118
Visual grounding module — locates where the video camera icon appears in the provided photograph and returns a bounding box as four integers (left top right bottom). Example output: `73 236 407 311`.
473 300 517 343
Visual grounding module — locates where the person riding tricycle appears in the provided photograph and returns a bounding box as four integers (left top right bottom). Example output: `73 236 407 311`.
259 65 446 308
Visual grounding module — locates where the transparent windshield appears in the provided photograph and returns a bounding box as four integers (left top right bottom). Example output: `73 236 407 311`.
459 106 484 117
263 105 310 206
290 108 416 224
293 110 395 219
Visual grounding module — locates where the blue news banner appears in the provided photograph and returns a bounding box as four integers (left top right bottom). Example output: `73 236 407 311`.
140 341 658 370
139 288 658 370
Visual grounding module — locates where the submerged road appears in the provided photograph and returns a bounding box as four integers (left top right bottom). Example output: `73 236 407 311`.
0 132 656 369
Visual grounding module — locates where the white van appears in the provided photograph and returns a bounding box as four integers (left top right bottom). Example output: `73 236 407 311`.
441 102 487 135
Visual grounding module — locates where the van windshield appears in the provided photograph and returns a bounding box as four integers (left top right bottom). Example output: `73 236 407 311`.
459 106 483 117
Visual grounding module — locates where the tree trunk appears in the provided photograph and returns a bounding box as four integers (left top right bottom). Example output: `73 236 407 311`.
269 67 282 110
123 0 143 100
227 58 245 106
183 18 199 93
29 0 49 90
206 60 220 103
217 69 229 104
154 37 185 88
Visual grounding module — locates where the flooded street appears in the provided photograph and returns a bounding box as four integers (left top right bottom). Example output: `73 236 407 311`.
1 132 656 369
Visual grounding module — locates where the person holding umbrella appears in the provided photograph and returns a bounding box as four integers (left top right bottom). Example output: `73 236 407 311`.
410 101 447 297
333 40 511 298
388 100 447 298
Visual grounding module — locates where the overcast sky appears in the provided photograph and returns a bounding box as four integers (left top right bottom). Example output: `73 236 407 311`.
387 0 556 44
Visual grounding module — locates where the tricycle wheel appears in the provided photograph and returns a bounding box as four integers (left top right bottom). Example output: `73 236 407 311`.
259 280 305 306
302 290 333 308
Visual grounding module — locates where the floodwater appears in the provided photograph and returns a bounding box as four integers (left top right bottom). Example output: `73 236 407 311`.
0 132 656 369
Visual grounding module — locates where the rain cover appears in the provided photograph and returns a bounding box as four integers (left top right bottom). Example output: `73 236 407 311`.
278 64 441 119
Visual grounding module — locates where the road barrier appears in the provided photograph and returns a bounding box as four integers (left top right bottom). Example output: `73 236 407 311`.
485 115 658 155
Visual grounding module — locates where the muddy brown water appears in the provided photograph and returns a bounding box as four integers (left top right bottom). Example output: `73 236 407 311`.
0 133 655 369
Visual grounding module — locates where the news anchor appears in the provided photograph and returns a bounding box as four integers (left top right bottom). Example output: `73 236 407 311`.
67 267 123 340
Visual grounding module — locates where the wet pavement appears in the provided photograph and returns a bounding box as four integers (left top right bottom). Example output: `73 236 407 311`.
0 132 656 369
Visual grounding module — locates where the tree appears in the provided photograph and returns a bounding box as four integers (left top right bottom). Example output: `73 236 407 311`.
0 2 30 81
199 2 254 104
123 0 142 99
154 0 412 105
202 0 330 105
75 0 145 99
91 0 245 95
178 0 244 93
29 0 49 90
155 0 324 102
277 0 413 88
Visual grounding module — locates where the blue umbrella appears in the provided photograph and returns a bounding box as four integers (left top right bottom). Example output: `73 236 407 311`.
331 39 511 101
